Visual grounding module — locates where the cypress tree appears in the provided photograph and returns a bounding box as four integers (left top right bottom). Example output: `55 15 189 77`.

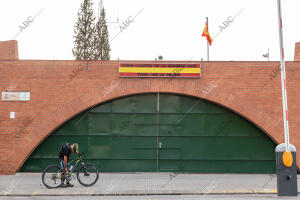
72 0 96 60
93 7 111 60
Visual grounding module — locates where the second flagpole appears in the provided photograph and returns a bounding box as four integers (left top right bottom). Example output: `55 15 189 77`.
207 17 209 61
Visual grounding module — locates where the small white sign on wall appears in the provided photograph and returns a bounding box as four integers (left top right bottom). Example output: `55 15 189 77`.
1 92 30 101
10 112 15 119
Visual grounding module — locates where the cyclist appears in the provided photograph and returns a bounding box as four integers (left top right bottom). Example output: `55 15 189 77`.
58 143 79 187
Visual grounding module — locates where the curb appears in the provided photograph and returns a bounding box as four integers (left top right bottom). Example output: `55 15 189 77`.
1 190 292 196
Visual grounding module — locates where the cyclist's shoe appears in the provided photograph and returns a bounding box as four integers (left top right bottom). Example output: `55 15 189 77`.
60 183 67 188
66 182 74 187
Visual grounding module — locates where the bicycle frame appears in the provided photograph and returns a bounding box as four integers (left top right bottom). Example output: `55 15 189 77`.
67 154 85 174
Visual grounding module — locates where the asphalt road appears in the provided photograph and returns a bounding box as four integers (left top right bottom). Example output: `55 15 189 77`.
0 194 298 200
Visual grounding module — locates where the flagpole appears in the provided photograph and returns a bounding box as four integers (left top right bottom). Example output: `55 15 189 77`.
277 0 290 152
207 17 209 61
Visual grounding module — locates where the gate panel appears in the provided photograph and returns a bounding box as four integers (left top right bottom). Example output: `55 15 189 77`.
20 93 276 173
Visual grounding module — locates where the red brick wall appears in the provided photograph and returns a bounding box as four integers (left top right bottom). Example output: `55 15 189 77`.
0 46 300 174
0 40 18 60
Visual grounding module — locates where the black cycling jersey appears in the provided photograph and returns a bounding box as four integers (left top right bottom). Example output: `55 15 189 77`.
59 143 71 161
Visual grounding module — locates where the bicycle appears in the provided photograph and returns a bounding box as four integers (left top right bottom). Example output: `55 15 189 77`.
42 152 99 188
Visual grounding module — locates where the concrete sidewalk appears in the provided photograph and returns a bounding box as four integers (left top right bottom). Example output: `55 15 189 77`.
0 173 299 196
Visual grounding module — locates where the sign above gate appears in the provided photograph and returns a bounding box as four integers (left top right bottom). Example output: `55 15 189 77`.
1 91 30 101
119 63 201 78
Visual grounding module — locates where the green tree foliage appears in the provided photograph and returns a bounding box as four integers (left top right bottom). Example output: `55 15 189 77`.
93 7 111 60
72 0 96 60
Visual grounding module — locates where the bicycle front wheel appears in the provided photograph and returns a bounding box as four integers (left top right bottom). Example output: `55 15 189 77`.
42 165 64 189
77 163 99 187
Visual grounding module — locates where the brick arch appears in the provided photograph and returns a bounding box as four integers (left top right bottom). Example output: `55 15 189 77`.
11 79 284 173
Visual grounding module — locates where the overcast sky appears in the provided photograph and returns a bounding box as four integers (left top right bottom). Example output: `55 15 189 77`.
0 0 299 61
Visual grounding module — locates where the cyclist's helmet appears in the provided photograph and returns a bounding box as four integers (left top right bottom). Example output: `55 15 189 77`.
72 143 79 153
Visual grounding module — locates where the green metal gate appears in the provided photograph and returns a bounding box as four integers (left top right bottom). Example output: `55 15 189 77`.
20 93 276 173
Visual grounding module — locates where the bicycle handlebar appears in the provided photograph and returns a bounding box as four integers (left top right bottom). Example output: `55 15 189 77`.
78 152 85 156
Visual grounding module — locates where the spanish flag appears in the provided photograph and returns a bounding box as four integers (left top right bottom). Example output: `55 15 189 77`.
202 20 213 46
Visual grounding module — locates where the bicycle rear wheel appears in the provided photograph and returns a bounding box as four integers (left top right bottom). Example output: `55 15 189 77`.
42 165 64 189
77 163 99 187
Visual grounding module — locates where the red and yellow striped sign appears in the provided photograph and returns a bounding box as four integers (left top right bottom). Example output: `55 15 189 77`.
119 63 201 78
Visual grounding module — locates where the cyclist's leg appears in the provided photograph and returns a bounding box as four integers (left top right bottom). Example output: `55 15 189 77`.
59 160 70 171
60 159 73 187
66 161 72 185
59 160 65 184
59 160 64 170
